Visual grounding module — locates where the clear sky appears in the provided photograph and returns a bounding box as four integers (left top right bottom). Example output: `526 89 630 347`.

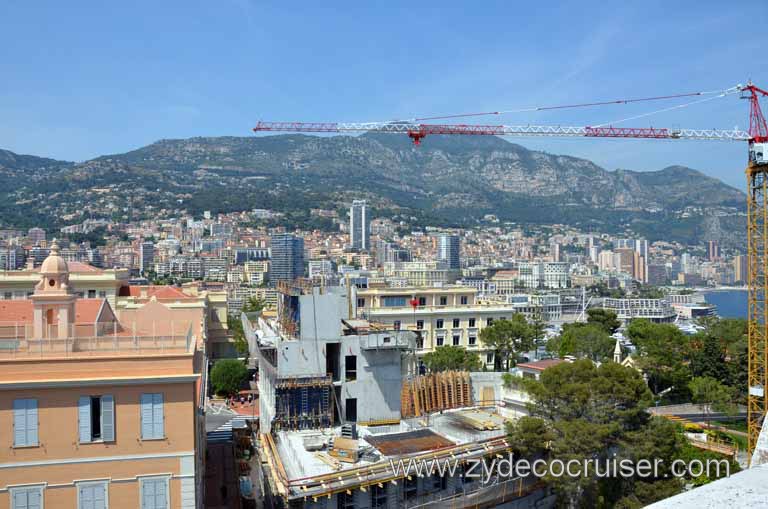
2 1 766 188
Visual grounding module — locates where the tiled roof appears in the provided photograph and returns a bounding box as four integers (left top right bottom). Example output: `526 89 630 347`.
516 358 566 371
119 285 192 300
0 299 107 324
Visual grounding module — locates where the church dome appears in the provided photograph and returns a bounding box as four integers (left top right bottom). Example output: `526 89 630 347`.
40 239 69 274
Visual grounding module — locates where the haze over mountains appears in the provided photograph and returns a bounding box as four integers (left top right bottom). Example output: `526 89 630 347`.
0 134 745 246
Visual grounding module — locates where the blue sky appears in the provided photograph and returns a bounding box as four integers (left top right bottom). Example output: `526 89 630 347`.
1 1 766 188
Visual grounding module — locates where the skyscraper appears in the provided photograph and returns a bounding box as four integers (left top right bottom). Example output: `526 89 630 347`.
269 233 305 283
349 200 370 251
438 234 461 270
707 240 720 261
139 241 154 274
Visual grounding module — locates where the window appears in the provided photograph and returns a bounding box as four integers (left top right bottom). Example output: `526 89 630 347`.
416 320 424 330
382 296 407 307
439 296 448 306
432 474 447 491
418 297 426 306
98 291 107 298
370 484 387 508
141 477 169 509
78 481 107 509
13 398 38 447
436 319 444 329
486 318 493 326
452 318 460 328
436 336 444 346
468 318 476 328
338 491 356 509
404 476 418 500
453 335 460 346
87 289 97 299
79 395 114 442
393 320 401 330
469 336 477 346
417 336 424 349
3 291 11 300
486 352 494 364
345 355 357 381
357 298 365 308
140 393 164 440
10 485 43 509
460 296 468 305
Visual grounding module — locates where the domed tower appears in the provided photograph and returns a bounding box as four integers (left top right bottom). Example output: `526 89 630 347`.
30 239 77 339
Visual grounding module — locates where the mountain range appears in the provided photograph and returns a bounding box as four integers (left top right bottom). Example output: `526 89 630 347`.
0 133 746 247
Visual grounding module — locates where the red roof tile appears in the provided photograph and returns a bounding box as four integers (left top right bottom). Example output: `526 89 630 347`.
122 285 192 300
516 359 566 371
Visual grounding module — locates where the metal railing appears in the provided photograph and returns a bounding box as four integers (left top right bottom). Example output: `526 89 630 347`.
0 322 193 358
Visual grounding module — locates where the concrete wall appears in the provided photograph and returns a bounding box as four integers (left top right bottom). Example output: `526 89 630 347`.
338 336 404 423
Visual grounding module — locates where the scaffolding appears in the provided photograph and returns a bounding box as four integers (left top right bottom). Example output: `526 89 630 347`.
274 375 333 430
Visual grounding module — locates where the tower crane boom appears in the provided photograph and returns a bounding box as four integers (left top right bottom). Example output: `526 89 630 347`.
253 121 750 145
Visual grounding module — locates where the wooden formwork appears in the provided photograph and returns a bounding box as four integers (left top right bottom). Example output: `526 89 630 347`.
401 370 473 418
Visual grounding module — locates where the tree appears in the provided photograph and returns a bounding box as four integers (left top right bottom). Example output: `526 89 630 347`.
422 345 482 372
586 308 621 334
626 319 691 400
688 376 737 428
211 359 248 397
548 322 615 362
516 360 682 507
228 315 249 360
479 314 534 371
242 296 266 314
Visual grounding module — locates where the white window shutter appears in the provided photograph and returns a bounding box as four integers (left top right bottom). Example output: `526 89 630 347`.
140 393 153 439
152 393 164 439
101 395 114 442
13 490 28 509
142 480 156 509
13 399 27 447
78 396 91 443
27 489 41 509
155 479 167 508
26 399 38 446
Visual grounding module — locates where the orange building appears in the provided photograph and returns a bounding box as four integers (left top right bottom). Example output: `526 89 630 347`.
0 241 205 509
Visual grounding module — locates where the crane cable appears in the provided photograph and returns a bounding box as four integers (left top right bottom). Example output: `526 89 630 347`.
375 85 741 125
593 85 743 128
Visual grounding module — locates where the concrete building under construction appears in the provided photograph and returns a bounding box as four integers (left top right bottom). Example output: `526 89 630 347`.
243 283 554 508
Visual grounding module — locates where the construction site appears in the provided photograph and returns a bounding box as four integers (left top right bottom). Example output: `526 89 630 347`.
243 283 553 508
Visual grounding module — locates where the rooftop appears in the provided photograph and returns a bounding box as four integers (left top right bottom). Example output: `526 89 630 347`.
269 407 509 497
517 358 567 371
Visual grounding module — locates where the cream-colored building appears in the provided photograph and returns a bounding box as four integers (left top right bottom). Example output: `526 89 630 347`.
354 285 531 367
0 241 206 509
0 262 130 307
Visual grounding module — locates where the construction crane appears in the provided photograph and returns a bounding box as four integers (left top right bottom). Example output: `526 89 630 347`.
253 82 768 462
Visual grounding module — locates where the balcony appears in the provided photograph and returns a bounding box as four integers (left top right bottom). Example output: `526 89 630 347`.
0 322 194 358
359 331 416 350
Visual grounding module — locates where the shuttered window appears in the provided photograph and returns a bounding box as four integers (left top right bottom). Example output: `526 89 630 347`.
78 482 107 509
10 486 42 509
141 477 169 509
140 393 164 440
13 398 38 447
78 395 115 443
